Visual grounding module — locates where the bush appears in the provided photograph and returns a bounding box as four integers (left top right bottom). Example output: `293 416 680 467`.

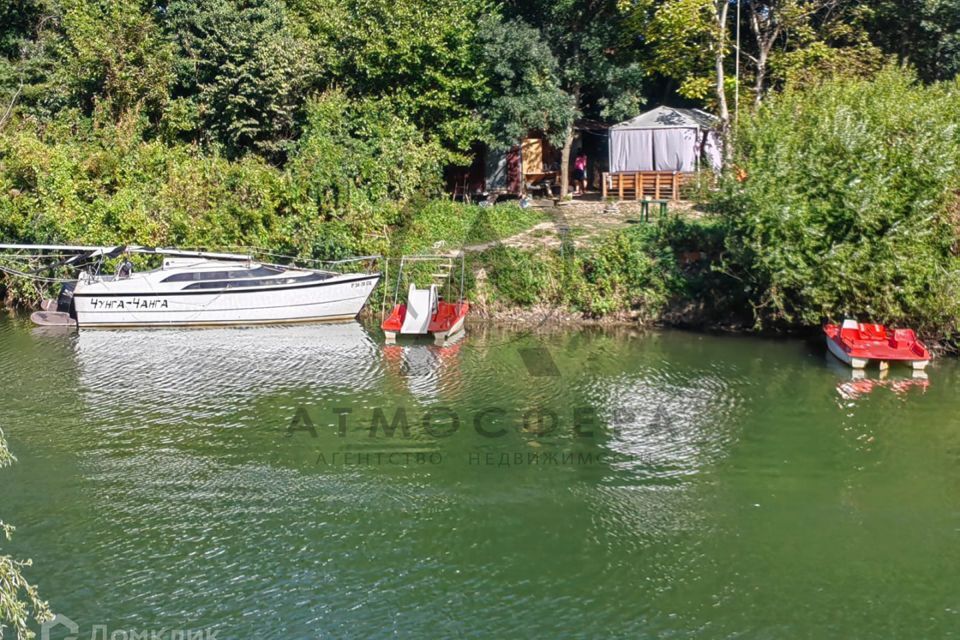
576 225 676 316
713 67 960 332
0 121 283 250
482 245 562 306
476 223 689 319
287 91 449 215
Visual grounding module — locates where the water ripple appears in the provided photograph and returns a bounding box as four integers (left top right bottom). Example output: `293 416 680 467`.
73 323 382 426
582 364 745 480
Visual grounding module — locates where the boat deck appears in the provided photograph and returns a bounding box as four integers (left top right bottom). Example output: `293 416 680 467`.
842 338 926 361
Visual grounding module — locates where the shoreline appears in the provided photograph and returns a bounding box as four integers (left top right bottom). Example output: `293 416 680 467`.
7 299 955 357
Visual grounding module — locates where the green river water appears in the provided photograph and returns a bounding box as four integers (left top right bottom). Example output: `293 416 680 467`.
1 315 958 638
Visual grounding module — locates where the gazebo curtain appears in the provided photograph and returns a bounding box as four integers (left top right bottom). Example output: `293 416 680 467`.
610 129 655 172
609 127 704 173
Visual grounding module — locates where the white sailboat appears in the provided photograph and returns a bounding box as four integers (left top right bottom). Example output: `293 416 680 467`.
0 244 380 328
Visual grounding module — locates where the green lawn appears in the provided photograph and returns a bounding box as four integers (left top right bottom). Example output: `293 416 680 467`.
398 200 547 253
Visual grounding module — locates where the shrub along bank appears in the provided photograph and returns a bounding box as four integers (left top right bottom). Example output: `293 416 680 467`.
712 67 960 337
470 217 735 325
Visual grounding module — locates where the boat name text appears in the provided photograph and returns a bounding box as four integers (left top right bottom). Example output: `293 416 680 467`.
88 298 170 310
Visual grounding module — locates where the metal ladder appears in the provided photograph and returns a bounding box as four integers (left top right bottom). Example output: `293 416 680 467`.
430 257 453 284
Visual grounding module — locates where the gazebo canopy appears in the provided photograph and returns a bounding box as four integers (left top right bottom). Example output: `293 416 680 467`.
609 106 721 173
611 106 718 131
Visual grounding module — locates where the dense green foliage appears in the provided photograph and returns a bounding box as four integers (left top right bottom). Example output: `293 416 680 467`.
866 0 960 83
316 0 490 153
0 119 286 249
476 16 573 150
637 0 885 106
0 0 958 331
478 221 712 319
503 0 646 122
164 0 314 160
713 68 960 331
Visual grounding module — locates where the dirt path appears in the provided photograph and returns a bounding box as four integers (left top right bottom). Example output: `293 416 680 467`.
463 200 696 252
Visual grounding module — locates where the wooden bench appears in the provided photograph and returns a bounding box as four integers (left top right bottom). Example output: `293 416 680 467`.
602 171 684 201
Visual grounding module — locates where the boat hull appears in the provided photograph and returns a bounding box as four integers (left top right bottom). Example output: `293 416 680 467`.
824 321 930 370
72 274 380 327
431 310 467 345
826 335 869 369
382 301 468 345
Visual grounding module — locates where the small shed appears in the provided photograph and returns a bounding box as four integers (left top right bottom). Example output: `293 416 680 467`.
608 106 722 174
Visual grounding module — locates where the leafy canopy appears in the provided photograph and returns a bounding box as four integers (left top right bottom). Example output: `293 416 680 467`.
476 15 574 150
163 0 315 160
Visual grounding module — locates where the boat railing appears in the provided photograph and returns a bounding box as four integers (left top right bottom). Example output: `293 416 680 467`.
0 244 383 288
139 246 382 275
269 254 381 275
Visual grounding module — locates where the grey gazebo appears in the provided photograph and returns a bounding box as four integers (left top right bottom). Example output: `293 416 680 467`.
608 106 722 174
603 106 722 200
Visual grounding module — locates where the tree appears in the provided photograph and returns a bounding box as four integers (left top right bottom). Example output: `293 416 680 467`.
742 0 883 104
475 16 574 151
287 90 447 214
712 0 730 147
865 0 960 82
642 0 730 151
0 0 49 59
0 0 174 124
0 429 52 640
746 0 802 105
503 0 646 196
163 0 315 160
308 0 491 154
713 67 960 329
60 0 174 120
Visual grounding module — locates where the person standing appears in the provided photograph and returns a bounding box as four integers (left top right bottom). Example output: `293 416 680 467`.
573 152 588 195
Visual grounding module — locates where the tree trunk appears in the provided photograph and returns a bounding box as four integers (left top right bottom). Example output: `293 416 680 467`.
748 3 778 107
754 50 768 107
714 0 731 163
559 83 581 198
560 125 574 198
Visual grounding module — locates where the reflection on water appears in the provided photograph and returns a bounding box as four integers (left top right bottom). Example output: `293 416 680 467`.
3 319 960 638
826 354 931 401
381 338 464 403
72 323 382 423
582 365 743 480
835 372 930 401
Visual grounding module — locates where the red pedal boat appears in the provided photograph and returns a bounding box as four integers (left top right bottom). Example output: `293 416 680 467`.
382 253 469 345
382 298 469 345
824 319 930 370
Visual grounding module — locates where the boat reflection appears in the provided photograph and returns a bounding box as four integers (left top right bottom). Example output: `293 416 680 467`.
826 354 930 400
381 332 464 402
835 371 929 400
72 322 382 415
